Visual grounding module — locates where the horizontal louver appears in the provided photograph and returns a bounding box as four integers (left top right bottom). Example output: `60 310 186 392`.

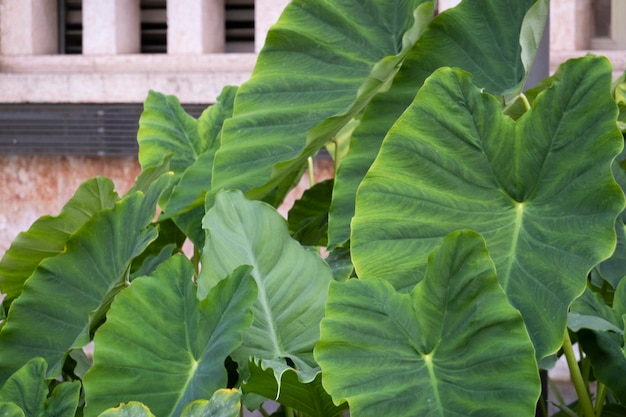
61 0 254 54
0 103 208 156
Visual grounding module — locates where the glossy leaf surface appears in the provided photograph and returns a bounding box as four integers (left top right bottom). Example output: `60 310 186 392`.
351 57 624 360
83 257 256 417
316 231 539 417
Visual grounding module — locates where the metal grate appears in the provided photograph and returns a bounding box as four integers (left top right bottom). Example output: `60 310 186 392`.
0 103 209 157
60 0 255 54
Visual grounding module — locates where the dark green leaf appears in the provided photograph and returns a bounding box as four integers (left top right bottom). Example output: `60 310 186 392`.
211 0 436 205
288 179 333 246
351 57 624 360
316 230 540 417
328 0 548 247
83 257 256 417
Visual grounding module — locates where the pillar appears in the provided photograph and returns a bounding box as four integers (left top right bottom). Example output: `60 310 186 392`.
82 0 140 55
167 0 224 54
255 0 291 52
0 0 58 55
550 0 592 50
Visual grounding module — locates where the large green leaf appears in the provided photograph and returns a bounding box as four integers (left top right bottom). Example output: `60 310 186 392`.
315 230 540 417
83 256 256 417
199 190 332 384
0 177 118 304
0 358 80 417
0 174 171 382
351 56 624 361
243 361 346 417
211 0 435 206
328 0 548 247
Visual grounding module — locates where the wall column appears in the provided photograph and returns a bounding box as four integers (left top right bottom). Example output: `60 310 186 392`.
438 0 461 11
0 0 57 55
255 0 291 52
167 0 224 54
82 0 140 55
611 0 626 48
550 0 592 50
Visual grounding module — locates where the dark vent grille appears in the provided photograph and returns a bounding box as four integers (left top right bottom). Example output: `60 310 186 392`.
60 0 254 54
0 103 208 157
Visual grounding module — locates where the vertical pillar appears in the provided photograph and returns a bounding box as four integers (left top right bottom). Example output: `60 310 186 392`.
82 0 140 55
0 0 57 55
611 0 626 48
255 0 291 52
438 0 462 12
167 0 224 54
550 0 592 50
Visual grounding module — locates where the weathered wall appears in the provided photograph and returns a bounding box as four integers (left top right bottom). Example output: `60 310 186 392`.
0 155 334 254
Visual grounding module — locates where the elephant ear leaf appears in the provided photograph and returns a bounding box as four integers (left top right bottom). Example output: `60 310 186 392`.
315 230 539 417
327 0 548 247
200 190 333 385
351 56 624 360
83 257 257 417
211 0 435 206
0 174 172 382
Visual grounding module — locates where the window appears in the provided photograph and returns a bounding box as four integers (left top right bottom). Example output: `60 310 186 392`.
58 0 254 54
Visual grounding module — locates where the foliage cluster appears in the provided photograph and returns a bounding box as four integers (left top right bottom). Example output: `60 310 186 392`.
1 1 626 416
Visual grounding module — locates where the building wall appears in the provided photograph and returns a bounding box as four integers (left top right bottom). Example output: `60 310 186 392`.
1 0 625 254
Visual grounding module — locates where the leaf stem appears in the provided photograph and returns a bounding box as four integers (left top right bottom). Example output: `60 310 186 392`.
519 93 531 111
562 330 595 417
307 156 315 187
595 383 607 416
285 406 295 417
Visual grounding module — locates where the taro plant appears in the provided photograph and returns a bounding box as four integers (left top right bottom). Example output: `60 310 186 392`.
1 0 626 416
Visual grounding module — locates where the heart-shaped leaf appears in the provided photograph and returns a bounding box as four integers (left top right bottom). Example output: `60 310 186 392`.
351 56 624 360
316 230 539 417
83 256 256 417
327 0 549 247
200 190 332 384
